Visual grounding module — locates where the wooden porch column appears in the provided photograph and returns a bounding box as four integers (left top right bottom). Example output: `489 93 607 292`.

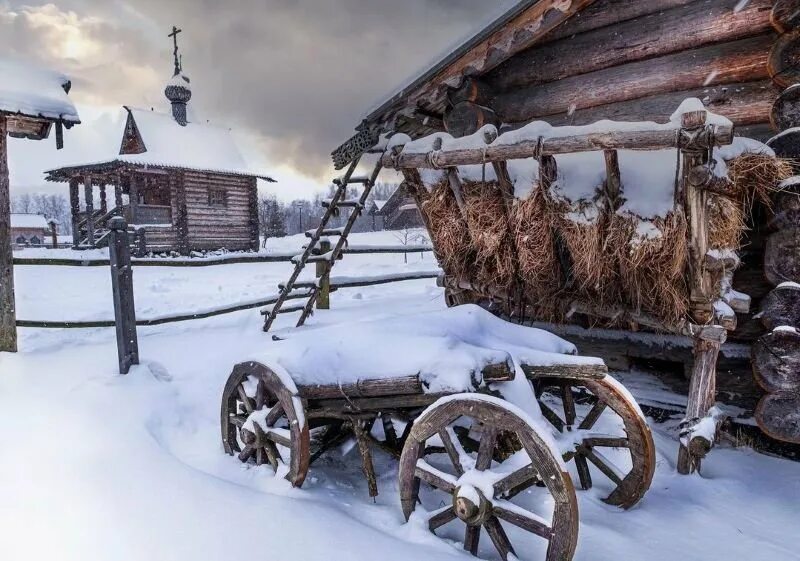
128 174 138 224
84 174 95 247
99 183 107 214
114 173 123 211
0 114 17 352
69 178 80 248
49 221 58 249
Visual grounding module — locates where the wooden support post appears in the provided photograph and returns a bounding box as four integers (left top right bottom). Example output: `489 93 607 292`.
174 171 189 256
352 418 379 498
678 109 721 474
539 154 558 196
114 174 123 211
69 178 80 249
108 217 139 374
603 150 622 211
316 239 332 310
49 221 58 249
128 174 138 224
446 168 468 218
84 174 95 247
0 115 17 353
99 183 107 214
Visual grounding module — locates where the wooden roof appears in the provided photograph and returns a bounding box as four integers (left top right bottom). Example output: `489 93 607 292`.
334 0 595 158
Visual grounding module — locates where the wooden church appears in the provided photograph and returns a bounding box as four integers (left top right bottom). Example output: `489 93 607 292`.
46 28 274 254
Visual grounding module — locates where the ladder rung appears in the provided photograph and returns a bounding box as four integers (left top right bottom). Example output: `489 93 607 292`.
305 229 344 238
304 254 342 264
260 302 306 316
322 199 362 209
347 176 371 184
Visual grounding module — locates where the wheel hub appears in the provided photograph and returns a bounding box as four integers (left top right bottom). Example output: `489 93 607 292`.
453 485 490 526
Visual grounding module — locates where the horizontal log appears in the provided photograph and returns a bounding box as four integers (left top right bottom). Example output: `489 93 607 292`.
752 328 800 392
504 81 778 129
756 391 800 444
760 283 800 330
492 34 775 121
298 375 423 399
764 228 800 286
491 0 773 90
772 0 800 33
768 29 800 89
384 126 734 169
520 363 608 381
541 0 697 43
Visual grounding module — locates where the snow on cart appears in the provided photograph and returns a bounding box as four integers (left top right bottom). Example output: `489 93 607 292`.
221 305 655 561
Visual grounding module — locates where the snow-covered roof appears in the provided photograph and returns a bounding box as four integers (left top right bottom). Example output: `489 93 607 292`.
372 199 388 210
46 107 274 180
0 58 80 123
10 213 49 229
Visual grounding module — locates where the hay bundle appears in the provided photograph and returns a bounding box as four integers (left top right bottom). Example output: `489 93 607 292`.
726 153 793 209
708 194 746 250
419 179 474 280
511 186 562 306
621 213 689 325
557 203 623 307
462 180 517 289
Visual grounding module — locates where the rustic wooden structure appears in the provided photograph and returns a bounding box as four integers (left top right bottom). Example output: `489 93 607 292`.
221 342 655 561
44 29 274 255
373 183 425 230
0 58 79 352
9 213 49 246
333 0 800 462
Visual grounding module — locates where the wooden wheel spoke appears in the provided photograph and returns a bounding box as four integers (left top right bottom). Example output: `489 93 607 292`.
439 428 466 476
464 524 480 555
578 399 607 430
415 461 457 494
238 446 255 463
264 441 281 470
494 463 538 497
428 507 457 531
574 453 592 490
476 425 498 471
484 516 515 561
255 380 267 410
493 504 552 540
539 400 565 432
256 447 265 466
583 448 625 486
584 436 629 448
229 414 247 428
382 413 399 449
265 429 292 448
265 403 285 427
561 383 577 427
237 385 254 414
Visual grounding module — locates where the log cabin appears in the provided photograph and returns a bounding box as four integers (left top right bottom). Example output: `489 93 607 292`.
10 213 48 246
375 183 425 230
45 32 275 255
334 0 800 462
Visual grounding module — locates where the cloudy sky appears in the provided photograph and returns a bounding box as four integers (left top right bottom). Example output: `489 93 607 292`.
4 0 516 201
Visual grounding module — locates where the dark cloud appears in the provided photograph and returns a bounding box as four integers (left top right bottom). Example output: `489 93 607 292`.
2 0 512 181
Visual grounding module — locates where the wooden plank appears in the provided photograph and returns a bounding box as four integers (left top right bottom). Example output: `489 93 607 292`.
503 80 778 129
0 115 16 352
491 33 775 121
521 363 607 380
491 0 773 90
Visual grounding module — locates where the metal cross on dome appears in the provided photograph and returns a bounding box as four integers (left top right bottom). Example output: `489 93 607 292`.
168 25 182 75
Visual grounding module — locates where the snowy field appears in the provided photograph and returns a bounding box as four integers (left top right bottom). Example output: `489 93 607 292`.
3 233 800 561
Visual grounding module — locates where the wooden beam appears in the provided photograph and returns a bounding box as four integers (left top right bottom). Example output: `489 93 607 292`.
491 33 774 121
490 0 773 90
499 80 778 129
83 174 94 247
69 178 80 249
0 115 17 353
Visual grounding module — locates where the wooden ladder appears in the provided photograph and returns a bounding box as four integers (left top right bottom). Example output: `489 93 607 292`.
262 151 384 332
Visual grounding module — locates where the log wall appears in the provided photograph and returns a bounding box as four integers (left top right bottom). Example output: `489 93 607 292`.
183 171 258 252
484 0 781 140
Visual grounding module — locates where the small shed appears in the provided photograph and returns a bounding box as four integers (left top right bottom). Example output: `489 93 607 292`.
0 57 80 352
45 33 275 254
376 184 425 230
10 213 48 245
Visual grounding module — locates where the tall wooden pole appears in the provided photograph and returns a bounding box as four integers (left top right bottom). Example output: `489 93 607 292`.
99 183 107 214
0 115 18 352
69 178 80 248
84 174 94 247
108 217 139 374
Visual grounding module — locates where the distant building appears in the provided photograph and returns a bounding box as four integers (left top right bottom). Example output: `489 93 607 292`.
375 184 424 230
10 213 48 246
45 28 274 254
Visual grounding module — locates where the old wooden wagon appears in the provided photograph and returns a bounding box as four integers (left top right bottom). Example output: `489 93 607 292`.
327 0 800 469
221 306 654 561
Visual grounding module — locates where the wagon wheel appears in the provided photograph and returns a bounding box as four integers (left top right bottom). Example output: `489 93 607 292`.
399 395 578 561
221 361 310 487
534 376 655 510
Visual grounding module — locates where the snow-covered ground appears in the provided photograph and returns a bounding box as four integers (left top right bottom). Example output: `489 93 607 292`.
3 233 800 561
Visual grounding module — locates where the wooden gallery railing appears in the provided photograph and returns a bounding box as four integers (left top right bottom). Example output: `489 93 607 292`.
382 109 735 475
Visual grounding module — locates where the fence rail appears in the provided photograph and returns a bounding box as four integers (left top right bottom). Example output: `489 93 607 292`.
12 245 434 267
16 270 441 329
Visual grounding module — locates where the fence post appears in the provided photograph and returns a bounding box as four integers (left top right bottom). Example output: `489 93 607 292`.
108 217 139 374
316 239 331 310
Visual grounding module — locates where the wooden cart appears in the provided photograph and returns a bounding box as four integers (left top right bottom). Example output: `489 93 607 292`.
220 310 655 561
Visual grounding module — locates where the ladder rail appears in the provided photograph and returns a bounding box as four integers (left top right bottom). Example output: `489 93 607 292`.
262 156 362 331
